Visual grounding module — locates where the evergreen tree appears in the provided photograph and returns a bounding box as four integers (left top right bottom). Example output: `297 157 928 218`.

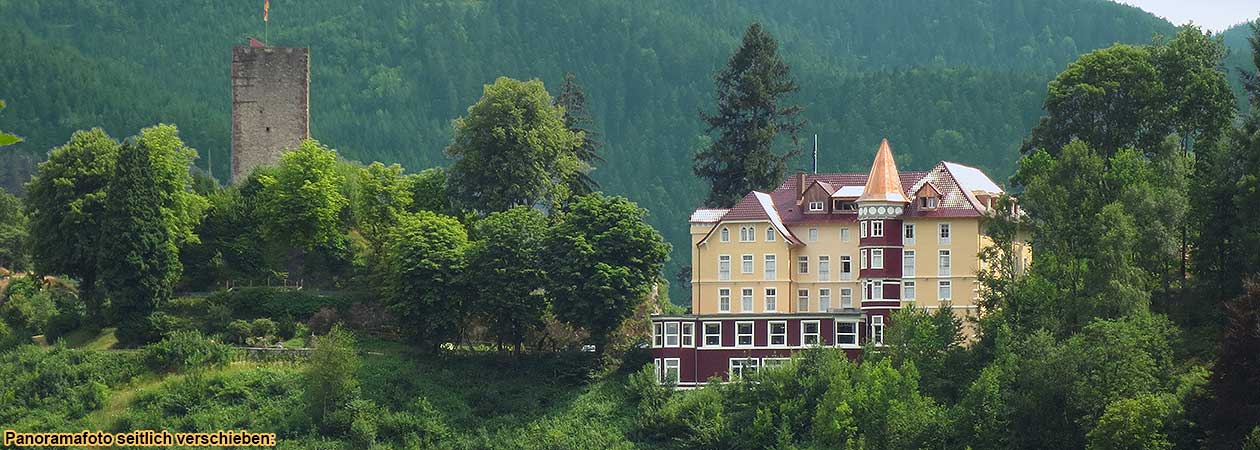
100 139 181 346
1207 279 1260 450
695 22 804 208
554 72 603 196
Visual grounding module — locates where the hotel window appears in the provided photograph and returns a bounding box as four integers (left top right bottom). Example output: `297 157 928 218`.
939 280 952 300
741 288 754 312
904 223 916 244
703 322 721 346
861 221 869 238
808 228 819 242
820 288 832 311
797 289 809 312
903 250 916 277
809 201 824 211
904 281 916 300
730 358 759 379
652 322 663 347
681 322 694 347
718 288 731 312
872 280 884 300
661 358 680 384
818 256 831 281
840 256 853 280
871 316 885 346
872 249 884 269
939 223 951 244
802 320 821 346
861 249 868 269
798 256 809 274
871 220 884 237
836 321 859 347
740 226 754 242
840 227 851 242
718 255 731 280
720 227 730 242
921 196 938 209
735 322 754 347
765 288 777 312
664 322 680 347
742 254 754 273
764 254 777 280
839 288 853 308
769 321 787 346
939 250 951 276
766 226 776 241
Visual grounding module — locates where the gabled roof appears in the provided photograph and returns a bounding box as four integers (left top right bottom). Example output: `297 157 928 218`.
857 139 910 204
690 208 728 223
832 185 864 198
697 191 802 246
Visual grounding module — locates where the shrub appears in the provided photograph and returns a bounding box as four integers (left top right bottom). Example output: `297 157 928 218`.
277 314 297 340
308 307 340 335
1 288 57 334
161 296 232 334
208 288 353 321
306 325 360 429
251 318 278 340
143 330 235 373
225 319 253 345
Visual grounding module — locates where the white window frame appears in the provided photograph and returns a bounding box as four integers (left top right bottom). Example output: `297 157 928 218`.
904 280 916 300
836 321 859 348
766 226 776 242
735 321 754 347
740 226 755 242
718 288 731 312
664 321 680 347
652 322 663 347
741 288 754 312
903 250 916 277
661 358 680 384
703 322 721 347
764 254 777 280
840 227 851 243
939 280 952 300
718 255 731 281
808 201 824 212
797 289 809 312
764 288 777 312
923 196 938 209
798 256 809 274
820 288 832 311
861 220 869 238
801 320 821 346
904 223 916 245
840 288 853 309
872 280 884 300
730 358 759 380
938 223 951 245
808 228 819 242
861 249 868 269
840 256 852 280
872 249 884 269
939 250 951 277
681 322 694 347
768 320 787 346
720 227 730 242
871 220 884 237
742 254 754 274
818 255 831 281
871 315 885 346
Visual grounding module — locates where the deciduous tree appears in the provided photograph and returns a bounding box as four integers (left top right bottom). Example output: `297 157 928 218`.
255 139 348 251
383 211 469 351
466 206 549 352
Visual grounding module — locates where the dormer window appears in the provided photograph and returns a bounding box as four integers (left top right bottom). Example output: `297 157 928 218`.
920 196 938 209
832 199 857 211
808 201 824 212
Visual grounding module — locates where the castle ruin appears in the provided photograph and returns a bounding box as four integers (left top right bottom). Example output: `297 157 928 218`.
230 45 310 182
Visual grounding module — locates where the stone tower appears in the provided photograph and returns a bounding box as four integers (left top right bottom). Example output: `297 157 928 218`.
230 45 310 182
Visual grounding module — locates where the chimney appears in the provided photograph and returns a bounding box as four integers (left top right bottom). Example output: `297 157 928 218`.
798 172 807 198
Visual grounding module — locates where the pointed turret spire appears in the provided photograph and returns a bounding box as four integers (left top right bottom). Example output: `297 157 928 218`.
857 139 910 203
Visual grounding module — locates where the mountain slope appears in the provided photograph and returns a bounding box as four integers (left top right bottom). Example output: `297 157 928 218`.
2 0 1239 303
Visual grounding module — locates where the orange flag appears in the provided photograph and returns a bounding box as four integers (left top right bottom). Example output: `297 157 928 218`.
263 0 270 22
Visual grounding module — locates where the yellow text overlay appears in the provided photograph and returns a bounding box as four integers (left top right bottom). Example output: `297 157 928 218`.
4 429 277 447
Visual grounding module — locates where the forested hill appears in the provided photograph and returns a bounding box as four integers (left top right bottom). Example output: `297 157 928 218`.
1 0 1244 302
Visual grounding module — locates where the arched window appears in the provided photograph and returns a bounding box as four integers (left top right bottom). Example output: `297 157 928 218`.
720 227 730 242
766 226 776 241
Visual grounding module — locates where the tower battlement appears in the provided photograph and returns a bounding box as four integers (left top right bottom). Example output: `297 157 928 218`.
230 45 310 182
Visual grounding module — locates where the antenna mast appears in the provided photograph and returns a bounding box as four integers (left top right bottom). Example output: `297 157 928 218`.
813 134 818 174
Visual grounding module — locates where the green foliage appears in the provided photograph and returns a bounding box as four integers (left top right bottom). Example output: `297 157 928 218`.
0 346 144 431
405 167 449 214
446 77 582 212
554 72 603 197
1086 394 1177 450
466 206 549 351
695 22 803 208
0 100 21 147
884 305 970 402
1207 280 1260 449
142 330 234 373
353 161 411 252
207 288 354 322
178 187 265 290
0 277 57 335
544 193 669 352
99 138 183 347
256 139 349 251
382 211 469 349
24 128 119 320
305 325 361 430
0 188 28 270
112 365 308 436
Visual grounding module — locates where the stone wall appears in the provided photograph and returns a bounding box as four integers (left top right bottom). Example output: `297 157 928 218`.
230 46 309 182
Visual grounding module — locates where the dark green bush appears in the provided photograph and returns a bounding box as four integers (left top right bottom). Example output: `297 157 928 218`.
160 296 232 334
226 319 253 345
143 330 235 373
0 346 145 429
251 318 278 340
207 288 353 321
